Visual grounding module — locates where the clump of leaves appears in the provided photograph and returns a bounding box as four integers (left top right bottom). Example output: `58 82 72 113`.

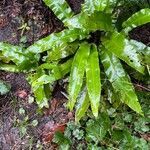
53 132 71 150
14 107 38 137
0 0 149 121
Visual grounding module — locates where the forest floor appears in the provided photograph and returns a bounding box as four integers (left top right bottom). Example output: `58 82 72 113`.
0 0 150 149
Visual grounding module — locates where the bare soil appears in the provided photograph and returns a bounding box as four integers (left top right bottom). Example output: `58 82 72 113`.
129 23 150 46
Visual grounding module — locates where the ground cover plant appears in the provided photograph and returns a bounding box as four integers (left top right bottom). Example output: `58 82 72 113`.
0 0 150 149
53 90 150 149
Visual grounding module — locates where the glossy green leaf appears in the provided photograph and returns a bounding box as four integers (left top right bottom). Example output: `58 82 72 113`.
34 85 49 108
0 64 20 72
28 69 50 108
123 8 150 32
0 43 26 65
81 0 109 14
34 59 73 107
50 59 72 82
59 58 73 76
0 52 11 63
34 60 71 86
29 58 73 108
75 88 90 122
32 73 55 105
100 49 143 115
43 0 74 22
39 59 73 80
128 40 150 65
66 12 112 32
86 45 101 118
68 43 90 110
102 32 145 74
32 74 56 88
27 29 88 54
46 42 79 61
0 42 38 71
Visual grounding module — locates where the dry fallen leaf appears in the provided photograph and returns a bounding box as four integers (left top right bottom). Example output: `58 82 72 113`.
42 121 66 143
16 90 27 99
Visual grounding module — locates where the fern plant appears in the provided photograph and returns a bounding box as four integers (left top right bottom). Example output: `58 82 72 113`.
0 0 149 121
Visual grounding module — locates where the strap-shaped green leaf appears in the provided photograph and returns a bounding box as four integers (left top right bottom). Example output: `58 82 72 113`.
43 0 74 22
27 29 88 54
47 42 79 61
32 74 56 88
81 0 109 14
102 32 145 74
68 43 90 110
65 12 112 32
0 42 38 71
75 88 90 122
123 8 150 33
100 49 143 115
86 45 101 117
0 42 26 65
0 64 20 72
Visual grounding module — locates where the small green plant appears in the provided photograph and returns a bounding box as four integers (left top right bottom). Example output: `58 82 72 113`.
15 107 38 137
0 0 149 121
53 132 71 150
56 92 150 149
18 21 30 36
0 80 10 95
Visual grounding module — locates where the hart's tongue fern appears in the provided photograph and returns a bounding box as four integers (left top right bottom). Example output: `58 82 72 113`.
0 0 149 120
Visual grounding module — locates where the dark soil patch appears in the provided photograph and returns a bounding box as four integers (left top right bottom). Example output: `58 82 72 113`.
0 71 30 106
0 0 63 45
129 23 150 46
0 71 73 149
67 0 84 14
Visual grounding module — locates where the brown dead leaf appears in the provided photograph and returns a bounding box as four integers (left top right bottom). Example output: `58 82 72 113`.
42 121 66 143
16 90 27 99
